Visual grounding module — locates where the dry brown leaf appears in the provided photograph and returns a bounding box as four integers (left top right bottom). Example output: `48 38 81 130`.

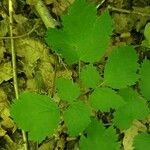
0 62 13 84
0 41 5 60
38 62 54 94
44 0 55 5
0 126 6 137
0 18 8 37
14 38 55 78
0 88 8 112
123 120 147 150
52 0 74 16
1 107 16 132
56 68 72 79
38 140 55 150
1 117 15 129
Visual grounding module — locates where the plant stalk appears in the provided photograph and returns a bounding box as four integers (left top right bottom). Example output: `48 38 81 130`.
8 0 28 150
34 0 58 28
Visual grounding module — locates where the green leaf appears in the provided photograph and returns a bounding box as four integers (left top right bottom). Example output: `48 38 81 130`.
80 64 100 88
64 101 91 136
104 45 139 89
142 23 150 48
56 77 80 103
79 119 120 150
144 23 150 41
11 92 60 142
45 0 112 64
133 133 150 150
113 89 149 129
139 59 150 100
89 87 125 112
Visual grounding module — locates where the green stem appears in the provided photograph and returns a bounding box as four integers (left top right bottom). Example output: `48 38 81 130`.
8 0 28 150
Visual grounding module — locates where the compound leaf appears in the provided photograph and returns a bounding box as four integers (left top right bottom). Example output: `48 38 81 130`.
104 45 139 89
64 101 91 136
11 92 60 142
139 59 150 100
79 119 120 150
80 64 100 88
56 77 80 103
45 0 112 64
133 133 150 150
113 89 149 129
89 87 125 112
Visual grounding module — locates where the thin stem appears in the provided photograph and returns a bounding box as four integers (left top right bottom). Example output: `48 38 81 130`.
97 81 105 88
0 21 39 39
78 60 81 78
96 0 106 8
8 0 28 150
9 0 18 99
108 5 150 17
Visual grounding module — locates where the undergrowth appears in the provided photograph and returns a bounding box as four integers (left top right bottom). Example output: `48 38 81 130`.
10 0 150 149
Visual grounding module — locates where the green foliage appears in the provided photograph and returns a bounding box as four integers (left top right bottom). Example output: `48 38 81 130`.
89 87 125 112
142 23 150 48
10 92 60 142
133 133 150 150
10 0 150 148
139 59 150 100
79 119 120 150
56 77 80 103
80 64 100 88
104 45 139 89
45 0 112 64
64 101 91 136
113 89 149 129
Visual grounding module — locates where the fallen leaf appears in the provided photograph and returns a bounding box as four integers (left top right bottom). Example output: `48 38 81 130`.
0 62 13 84
0 126 6 137
123 120 147 150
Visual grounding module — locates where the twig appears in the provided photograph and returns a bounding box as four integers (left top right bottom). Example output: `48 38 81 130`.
96 0 106 8
97 81 105 88
0 21 39 39
58 55 69 71
34 0 59 28
108 5 150 17
8 0 28 150
51 61 57 98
